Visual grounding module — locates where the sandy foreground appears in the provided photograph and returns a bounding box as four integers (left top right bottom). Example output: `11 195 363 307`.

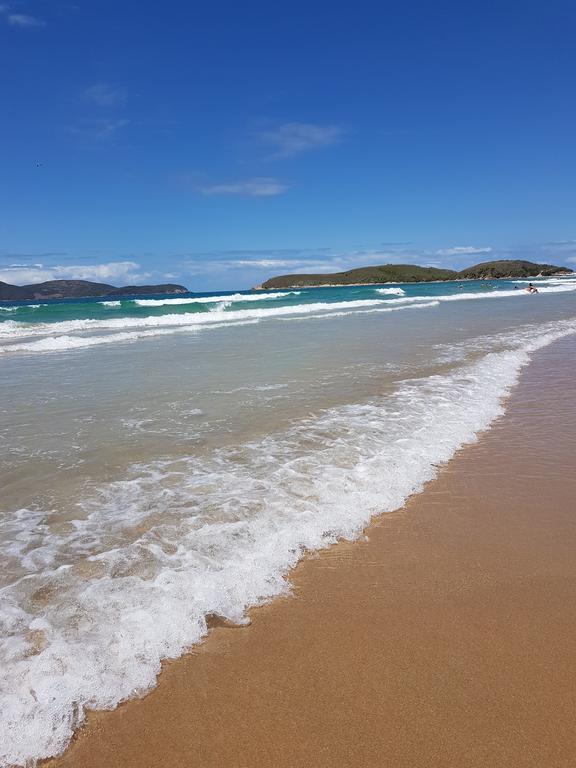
47 336 576 768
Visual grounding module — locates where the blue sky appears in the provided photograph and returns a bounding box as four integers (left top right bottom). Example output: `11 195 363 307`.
1 0 575 291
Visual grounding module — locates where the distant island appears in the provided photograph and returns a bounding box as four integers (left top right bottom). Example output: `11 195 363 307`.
255 260 573 289
0 279 189 302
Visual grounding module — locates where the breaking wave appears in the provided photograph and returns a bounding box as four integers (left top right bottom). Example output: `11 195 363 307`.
133 291 301 307
2 317 576 766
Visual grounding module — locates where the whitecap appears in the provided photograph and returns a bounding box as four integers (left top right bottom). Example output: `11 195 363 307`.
134 291 301 307
375 287 406 296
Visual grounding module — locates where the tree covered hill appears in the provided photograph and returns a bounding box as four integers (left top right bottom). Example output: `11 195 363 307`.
257 260 572 289
0 280 189 301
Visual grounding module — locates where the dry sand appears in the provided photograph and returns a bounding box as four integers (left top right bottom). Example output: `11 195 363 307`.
47 336 576 768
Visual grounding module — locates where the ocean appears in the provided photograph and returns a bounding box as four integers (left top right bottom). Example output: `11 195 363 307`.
1 275 576 766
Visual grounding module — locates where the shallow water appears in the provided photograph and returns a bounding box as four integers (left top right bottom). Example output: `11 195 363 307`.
1 277 575 766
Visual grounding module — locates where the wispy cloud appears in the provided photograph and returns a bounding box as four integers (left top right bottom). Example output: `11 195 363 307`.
7 262 44 268
84 84 127 107
69 118 130 141
229 259 330 269
181 248 409 277
7 12 43 25
435 246 493 257
179 242 527 282
200 177 288 197
0 5 45 26
0 261 144 286
256 122 344 158
0 251 68 262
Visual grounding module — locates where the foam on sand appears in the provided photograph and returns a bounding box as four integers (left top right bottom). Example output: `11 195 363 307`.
1 317 576 766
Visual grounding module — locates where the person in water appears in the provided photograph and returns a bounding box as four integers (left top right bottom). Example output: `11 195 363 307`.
526 283 539 293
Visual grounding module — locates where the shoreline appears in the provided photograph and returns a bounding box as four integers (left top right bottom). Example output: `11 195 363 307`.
45 333 576 768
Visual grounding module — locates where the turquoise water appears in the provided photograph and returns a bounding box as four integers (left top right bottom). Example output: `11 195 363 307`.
1 275 576 766
1 277 575 355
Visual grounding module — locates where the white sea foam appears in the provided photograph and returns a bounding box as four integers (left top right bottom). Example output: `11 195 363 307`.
12 282 573 345
1 283 575 356
375 287 406 296
1 318 576 766
511 278 576 284
282 301 440 323
0 302 439 354
133 291 300 306
99 301 122 307
0 320 263 354
0 300 389 346
382 283 576 305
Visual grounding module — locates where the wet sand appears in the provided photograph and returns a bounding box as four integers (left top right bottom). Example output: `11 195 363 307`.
48 336 576 768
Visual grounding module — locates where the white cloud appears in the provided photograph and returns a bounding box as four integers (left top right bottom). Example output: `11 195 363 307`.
230 259 333 270
435 246 493 257
84 84 126 107
0 261 143 286
257 122 344 157
182 249 409 277
171 240 576 288
183 258 336 277
201 177 288 197
231 259 300 268
1 8 45 26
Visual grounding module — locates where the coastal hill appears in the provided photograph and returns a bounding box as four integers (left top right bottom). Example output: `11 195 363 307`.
258 264 457 289
0 279 189 301
457 259 571 279
256 260 572 289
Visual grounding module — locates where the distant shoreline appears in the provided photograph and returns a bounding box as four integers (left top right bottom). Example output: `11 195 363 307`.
0 280 189 303
253 271 572 290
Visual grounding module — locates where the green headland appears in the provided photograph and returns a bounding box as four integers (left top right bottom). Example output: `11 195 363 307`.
256 260 572 290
